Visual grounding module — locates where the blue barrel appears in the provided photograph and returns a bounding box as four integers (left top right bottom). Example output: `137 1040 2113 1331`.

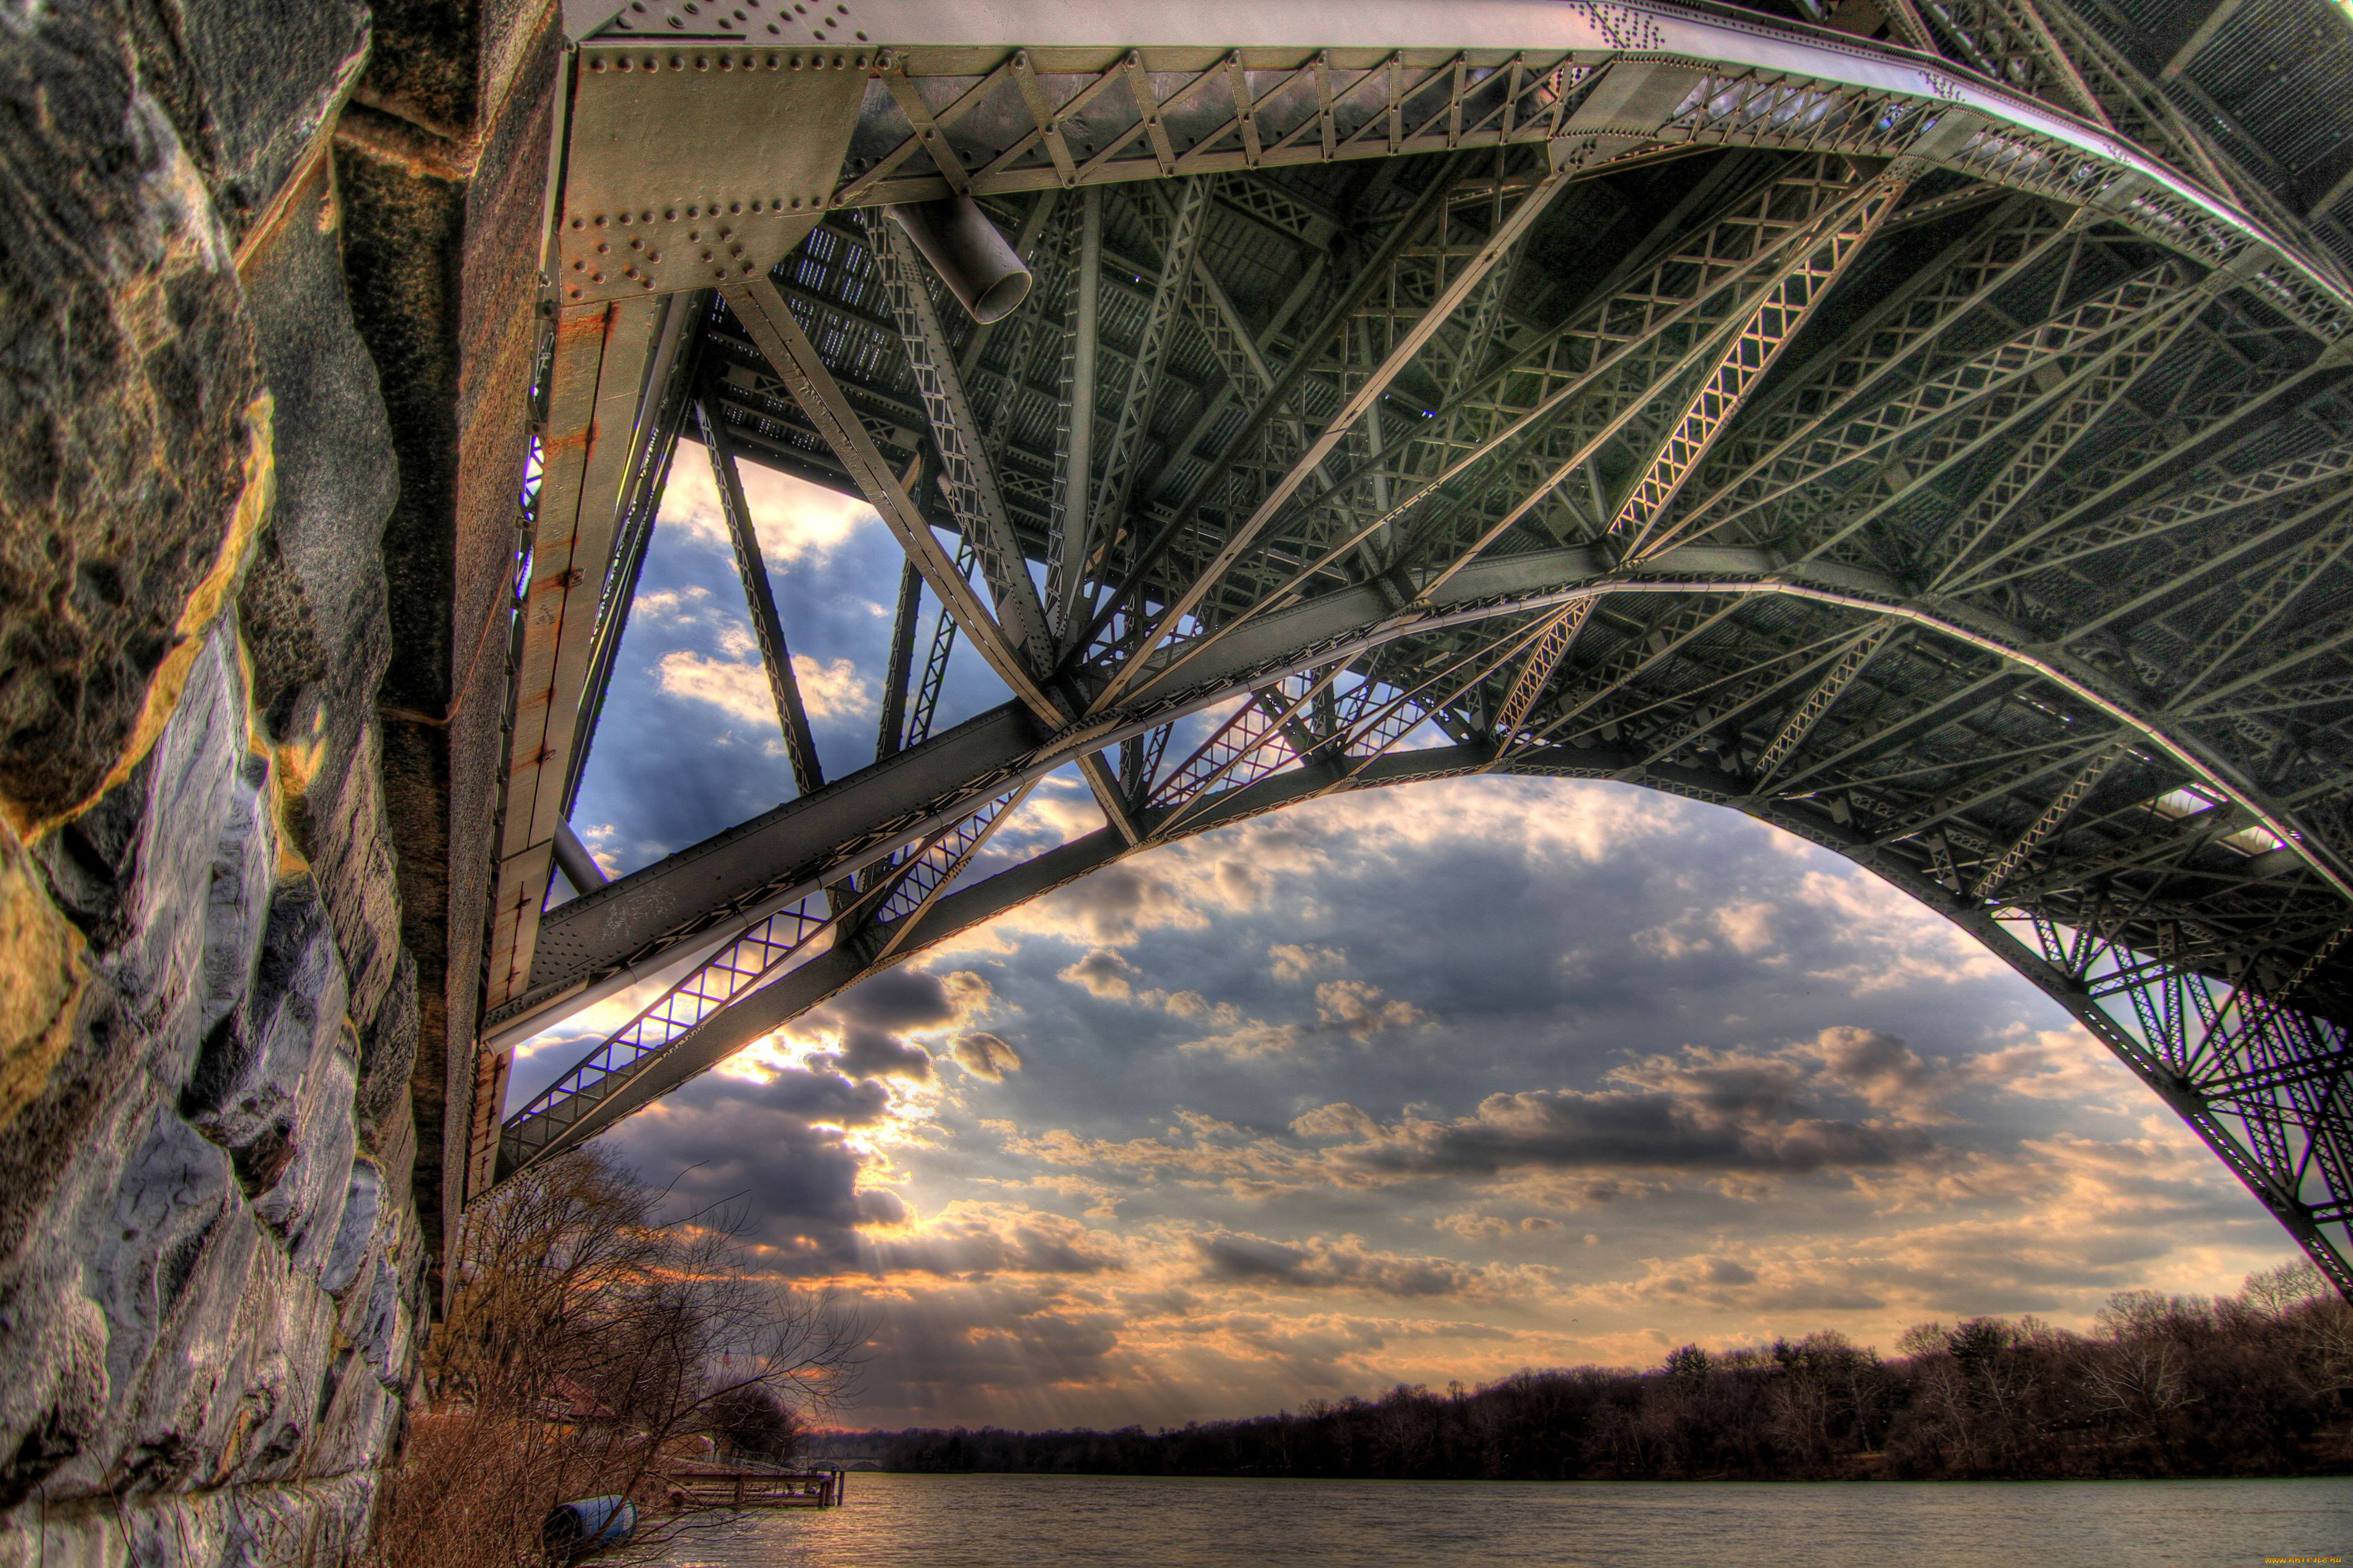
541 1496 637 1563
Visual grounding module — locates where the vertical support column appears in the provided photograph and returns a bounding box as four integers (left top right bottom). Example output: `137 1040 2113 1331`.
701 402 826 796
1051 188 1104 638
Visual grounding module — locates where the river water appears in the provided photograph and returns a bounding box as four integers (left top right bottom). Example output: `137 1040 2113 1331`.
642 1471 2350 1566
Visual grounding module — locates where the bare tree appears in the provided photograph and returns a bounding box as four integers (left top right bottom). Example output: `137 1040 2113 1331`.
365 1150 864 1568
2244 1260 2353 1398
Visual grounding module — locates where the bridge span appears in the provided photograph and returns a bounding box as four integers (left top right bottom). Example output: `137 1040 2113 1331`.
456 0 2353 1290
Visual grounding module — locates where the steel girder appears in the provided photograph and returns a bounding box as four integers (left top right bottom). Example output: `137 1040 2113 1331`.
476 0 2353 1291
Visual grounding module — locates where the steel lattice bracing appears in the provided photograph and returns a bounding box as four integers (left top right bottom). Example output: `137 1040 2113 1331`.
478 0 2353 1292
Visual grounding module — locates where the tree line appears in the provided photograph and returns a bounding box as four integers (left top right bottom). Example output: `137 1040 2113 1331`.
874 1268 2353 1482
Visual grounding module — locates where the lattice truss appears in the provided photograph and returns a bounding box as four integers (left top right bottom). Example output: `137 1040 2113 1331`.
491 0 2353 1291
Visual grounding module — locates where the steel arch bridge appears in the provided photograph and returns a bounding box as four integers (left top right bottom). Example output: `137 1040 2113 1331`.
468 0 2353 1292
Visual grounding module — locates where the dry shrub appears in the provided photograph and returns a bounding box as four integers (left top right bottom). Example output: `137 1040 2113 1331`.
364 1149 861 1568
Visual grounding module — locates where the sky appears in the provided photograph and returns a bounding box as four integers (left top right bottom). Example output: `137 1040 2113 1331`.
518 445 2306 1432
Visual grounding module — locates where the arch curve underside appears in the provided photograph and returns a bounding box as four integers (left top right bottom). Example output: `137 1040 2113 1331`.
482 0 2353 1292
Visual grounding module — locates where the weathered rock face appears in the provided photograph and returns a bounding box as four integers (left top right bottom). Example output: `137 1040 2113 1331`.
0 2 265 833
0 629 419 1567
0 1 435 1563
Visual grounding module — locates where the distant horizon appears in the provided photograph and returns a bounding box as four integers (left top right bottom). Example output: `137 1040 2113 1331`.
788 1263 2319 1440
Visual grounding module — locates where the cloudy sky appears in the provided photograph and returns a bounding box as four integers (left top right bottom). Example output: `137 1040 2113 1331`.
518 447 2303 1432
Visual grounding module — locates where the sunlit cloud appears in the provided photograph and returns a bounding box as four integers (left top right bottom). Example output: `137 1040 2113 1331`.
664 441 877 566
654 622 875 730
952 1032 1023 1082
1314 978 1427 1042
1269 942 1344 982
791 653 877 720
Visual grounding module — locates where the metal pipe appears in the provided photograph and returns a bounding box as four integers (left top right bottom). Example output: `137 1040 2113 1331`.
884 195 1032 323
552 820 609 895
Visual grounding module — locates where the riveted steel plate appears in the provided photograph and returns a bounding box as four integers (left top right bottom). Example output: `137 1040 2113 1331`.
558 44 868 304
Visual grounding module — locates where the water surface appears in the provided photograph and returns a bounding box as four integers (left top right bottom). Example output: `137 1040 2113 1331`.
644 1470 2351 1566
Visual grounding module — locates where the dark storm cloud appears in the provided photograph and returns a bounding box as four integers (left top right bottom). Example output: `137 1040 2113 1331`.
833 967 964 1031
1278 1032 1949 1184
1028 863 1201 945
606 1063 902 1263
1802 1025 1947 1111
1188 1230 1544 1299
826 1023 935 1083
1297 1080 1932 1179
856 1282 1131 1400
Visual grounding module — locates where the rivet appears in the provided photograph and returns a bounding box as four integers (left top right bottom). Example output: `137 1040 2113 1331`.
617 57 632 71
647 250 661 262
729 202 742 213
641 209 653 222
749 200 763 212
664 208 676 221
790 196 802 208
594 214 608 226
696 55 709 70
592 271 605 282
624 266 638 278
597 241 611 253
590 58 606 71
718 56 731 69
570 216 585 228
569 286 583 298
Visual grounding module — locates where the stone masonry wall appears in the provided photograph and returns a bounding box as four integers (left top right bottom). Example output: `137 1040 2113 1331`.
0 0 445 1560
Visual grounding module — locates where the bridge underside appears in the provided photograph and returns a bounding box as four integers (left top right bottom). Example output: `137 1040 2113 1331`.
466 0 2353 1291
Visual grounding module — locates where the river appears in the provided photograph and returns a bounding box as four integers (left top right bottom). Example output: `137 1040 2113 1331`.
641 1471 2349 1566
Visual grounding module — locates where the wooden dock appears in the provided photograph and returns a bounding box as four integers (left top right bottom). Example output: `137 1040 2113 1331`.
662 1464 847 1509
